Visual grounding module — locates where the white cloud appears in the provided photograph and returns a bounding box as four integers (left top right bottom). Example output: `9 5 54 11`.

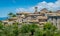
16 0 60 12
16 8 27 12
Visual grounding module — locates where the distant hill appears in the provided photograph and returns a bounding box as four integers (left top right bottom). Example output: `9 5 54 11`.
0 17 8 21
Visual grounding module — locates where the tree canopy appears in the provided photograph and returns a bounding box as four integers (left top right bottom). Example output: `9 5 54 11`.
0 22 60 36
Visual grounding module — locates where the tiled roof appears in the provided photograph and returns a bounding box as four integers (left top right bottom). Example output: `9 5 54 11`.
8 17 18 21
37 16 47 19
2 20 9 23
39 22 47 24
28 14 41 16
56 13 60 16
28 20 38 22
47 13 60 16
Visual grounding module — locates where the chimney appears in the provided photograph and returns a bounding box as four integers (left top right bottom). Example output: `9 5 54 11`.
35 7 38 12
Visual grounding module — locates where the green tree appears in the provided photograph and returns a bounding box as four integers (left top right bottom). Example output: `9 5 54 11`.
0 22 3 29
43 22 57 36
8 12 16 17
8 12 14 17
12 22 19 36
0 22 60 36
12 14 16 17
33 29 43 36
20 24 39 36
0 22 4 36
3 25 14 36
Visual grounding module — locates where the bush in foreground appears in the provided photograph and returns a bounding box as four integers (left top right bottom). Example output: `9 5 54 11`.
0 22 60 36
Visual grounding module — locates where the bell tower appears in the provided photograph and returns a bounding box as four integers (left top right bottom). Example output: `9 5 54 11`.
35 7 38 12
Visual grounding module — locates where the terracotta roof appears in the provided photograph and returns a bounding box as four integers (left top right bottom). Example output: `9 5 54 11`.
40 8 48 13
37 16 47 19
20 15 25 18
47 13 60 16
40 11 47 13
2 20 9 23
29 14 41 16
56 13 60 16
47 12 55 14
28 20 38 22
8 17 17 21
39 22 47 24
47 13 57 16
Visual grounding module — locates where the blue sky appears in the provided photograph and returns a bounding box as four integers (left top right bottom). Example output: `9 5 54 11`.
0 0 58 17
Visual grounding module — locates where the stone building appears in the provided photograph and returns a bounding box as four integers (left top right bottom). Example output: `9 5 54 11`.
2 7 60 30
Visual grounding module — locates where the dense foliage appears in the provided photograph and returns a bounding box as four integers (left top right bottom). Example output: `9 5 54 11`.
8 12 16 17
0 22 60 36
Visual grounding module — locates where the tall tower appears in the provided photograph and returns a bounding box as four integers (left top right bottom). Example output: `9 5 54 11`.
35 7 38 12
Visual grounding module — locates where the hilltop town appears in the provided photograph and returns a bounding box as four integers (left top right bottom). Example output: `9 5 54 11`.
2 7 60 30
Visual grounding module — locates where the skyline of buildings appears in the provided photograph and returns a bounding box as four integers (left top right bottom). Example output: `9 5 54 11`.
0 0 60 17
2 7 60 30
